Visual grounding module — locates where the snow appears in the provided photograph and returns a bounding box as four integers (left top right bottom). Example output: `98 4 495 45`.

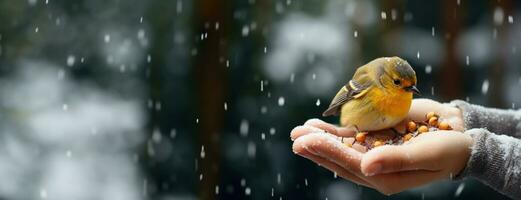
104 34 111 43
0 62 146 199
176 0 183 14
66 55 76 67
137 29 145 40
270 127 276 135
242 26 250 37
457 26 493 67
482 79 489 95
494 7 505 25
240 120 249 137
247 141 256 158
324 181 360 200
391 9 397 21
454 183 465 197
425 65 432 74
264 12 350 85
170 129 176 139
278 97 285 106
39 189 47 199
261 106 268 114
200 145 205 159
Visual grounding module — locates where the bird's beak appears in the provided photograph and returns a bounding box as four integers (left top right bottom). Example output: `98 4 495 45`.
405 85 420 94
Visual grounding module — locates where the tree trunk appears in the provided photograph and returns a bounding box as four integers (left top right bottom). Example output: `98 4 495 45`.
193 0 229 199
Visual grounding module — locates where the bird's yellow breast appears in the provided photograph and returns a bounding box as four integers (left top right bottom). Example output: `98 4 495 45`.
369 87 412 118
339 86 412 131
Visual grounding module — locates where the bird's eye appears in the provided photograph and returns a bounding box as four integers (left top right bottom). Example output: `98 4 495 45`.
393 79 401 85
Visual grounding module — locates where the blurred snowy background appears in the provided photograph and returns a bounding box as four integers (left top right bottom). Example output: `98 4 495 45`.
0 0 518 199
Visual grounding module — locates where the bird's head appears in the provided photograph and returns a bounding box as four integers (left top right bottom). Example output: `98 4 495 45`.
379 57 419 95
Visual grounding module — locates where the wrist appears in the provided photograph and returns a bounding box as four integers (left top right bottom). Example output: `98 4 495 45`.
454 133 473 177
449 100 478 131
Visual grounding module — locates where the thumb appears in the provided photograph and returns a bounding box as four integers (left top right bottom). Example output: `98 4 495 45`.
360 144 441 176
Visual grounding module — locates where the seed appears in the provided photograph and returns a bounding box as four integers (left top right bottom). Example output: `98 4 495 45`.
403 133 413 141
418 125 429 133
426 112 437 120
355 132 367 143
373 140 384 147
428 116 438 126
407 121 417 132
438 121 451 130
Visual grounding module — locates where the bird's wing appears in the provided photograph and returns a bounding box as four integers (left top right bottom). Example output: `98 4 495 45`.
322 80 370 116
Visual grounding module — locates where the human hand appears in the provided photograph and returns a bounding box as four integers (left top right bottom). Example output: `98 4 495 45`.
397 98 465 132
291 99 472 194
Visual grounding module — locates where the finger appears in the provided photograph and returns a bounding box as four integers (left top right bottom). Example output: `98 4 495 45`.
304 118 337 133
360 142 442 176
293 133 364 175
293 133 412 191
304 118 356 137
373 170 445 195
407 99 442 121
292 132 388 189
290 125 326 141
294 146 374 188
302 135 398 189
409 99 464 131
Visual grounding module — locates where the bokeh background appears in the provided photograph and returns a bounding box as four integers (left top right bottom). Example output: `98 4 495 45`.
0 0 519 199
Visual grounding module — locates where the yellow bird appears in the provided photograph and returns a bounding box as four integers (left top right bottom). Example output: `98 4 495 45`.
323 56 419 132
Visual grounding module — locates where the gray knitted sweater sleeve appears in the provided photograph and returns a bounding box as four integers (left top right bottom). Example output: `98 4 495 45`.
451 100 521 199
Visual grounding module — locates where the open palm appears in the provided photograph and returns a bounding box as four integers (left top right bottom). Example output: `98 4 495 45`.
290 99 472 194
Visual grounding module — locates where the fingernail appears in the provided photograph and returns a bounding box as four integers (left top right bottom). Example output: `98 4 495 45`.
364 163 382 176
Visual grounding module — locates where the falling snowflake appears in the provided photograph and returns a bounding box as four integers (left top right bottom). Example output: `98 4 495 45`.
482 79 489 95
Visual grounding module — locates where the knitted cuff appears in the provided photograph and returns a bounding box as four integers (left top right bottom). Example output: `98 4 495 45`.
450 100 520 135
453 129 500 179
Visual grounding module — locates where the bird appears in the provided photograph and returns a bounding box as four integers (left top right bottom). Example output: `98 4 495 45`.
322 56 419 132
